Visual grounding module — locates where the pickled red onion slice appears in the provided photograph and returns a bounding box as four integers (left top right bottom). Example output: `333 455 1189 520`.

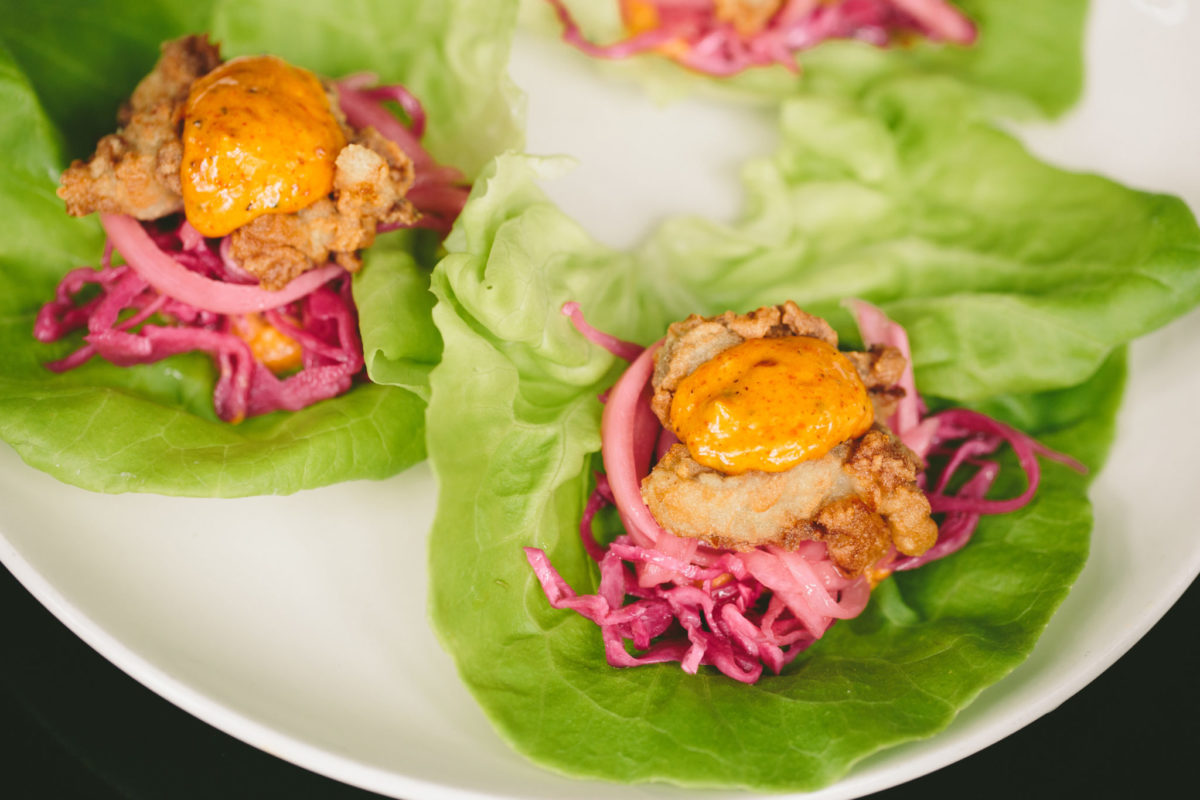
101 214 344 315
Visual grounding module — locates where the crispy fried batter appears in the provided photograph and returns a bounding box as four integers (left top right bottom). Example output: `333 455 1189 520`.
228 136 418 289
122 34 223 122
640 303 937 575
844 428 938 556
56 34 419 291
58 35 220 220
845 344 909 421
814 496 893 576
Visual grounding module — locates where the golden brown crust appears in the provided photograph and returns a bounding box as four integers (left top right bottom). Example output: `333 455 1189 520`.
813 496 892 576
59 35 220 221
845 344 906 391
348 127 416 199
843 427 938 556
57 105 183 220
121 34 223 124
845 345 909 420
228 136 418 289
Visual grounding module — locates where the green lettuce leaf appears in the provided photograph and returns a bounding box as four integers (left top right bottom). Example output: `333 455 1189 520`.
426 70 1200 788
522 0 1087 117
0 0 522 496
639 77 1200 403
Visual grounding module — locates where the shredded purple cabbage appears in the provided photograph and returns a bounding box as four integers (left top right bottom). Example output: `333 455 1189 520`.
545 0 976 77
35 219 363 422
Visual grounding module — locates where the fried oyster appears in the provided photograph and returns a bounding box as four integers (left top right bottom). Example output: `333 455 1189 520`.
57 34 417 290
641 302 937 576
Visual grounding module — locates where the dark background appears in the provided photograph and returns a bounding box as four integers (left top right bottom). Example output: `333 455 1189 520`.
2 560 1196 799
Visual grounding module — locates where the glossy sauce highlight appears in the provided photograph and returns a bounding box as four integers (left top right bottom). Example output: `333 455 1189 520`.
668 336 873 474
181 55 345 237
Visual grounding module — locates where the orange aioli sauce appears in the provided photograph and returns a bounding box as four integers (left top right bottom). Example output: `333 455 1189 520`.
181 55 346 237
231 313 303 374
621 0 661 34
668 336 874 475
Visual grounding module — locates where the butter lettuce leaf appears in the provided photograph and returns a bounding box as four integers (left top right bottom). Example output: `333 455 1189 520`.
426 68 1200 787
0 0 522 496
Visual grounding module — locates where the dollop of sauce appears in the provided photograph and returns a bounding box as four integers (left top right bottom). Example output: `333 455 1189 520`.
231 313 302 374
668 336 874 475
622 0 660 34
181 55 346 237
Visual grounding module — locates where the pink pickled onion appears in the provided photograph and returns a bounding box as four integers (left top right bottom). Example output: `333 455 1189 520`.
35 239 363 423
845 298 922 438
101 214 344 315
600 341 668 549
336 82 434 171
358 84 427 139
562 301 643 362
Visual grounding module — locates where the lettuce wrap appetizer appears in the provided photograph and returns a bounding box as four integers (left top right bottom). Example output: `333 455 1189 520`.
545 0 977 77
0 0 522 496
525 299 1085 682
425 53 1200 788
527 0 1086 117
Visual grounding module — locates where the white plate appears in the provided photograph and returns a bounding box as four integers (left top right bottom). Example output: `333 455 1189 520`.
2 2 1199 798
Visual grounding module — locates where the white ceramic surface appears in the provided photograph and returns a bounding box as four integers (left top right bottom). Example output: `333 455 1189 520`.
2 3 1199 798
